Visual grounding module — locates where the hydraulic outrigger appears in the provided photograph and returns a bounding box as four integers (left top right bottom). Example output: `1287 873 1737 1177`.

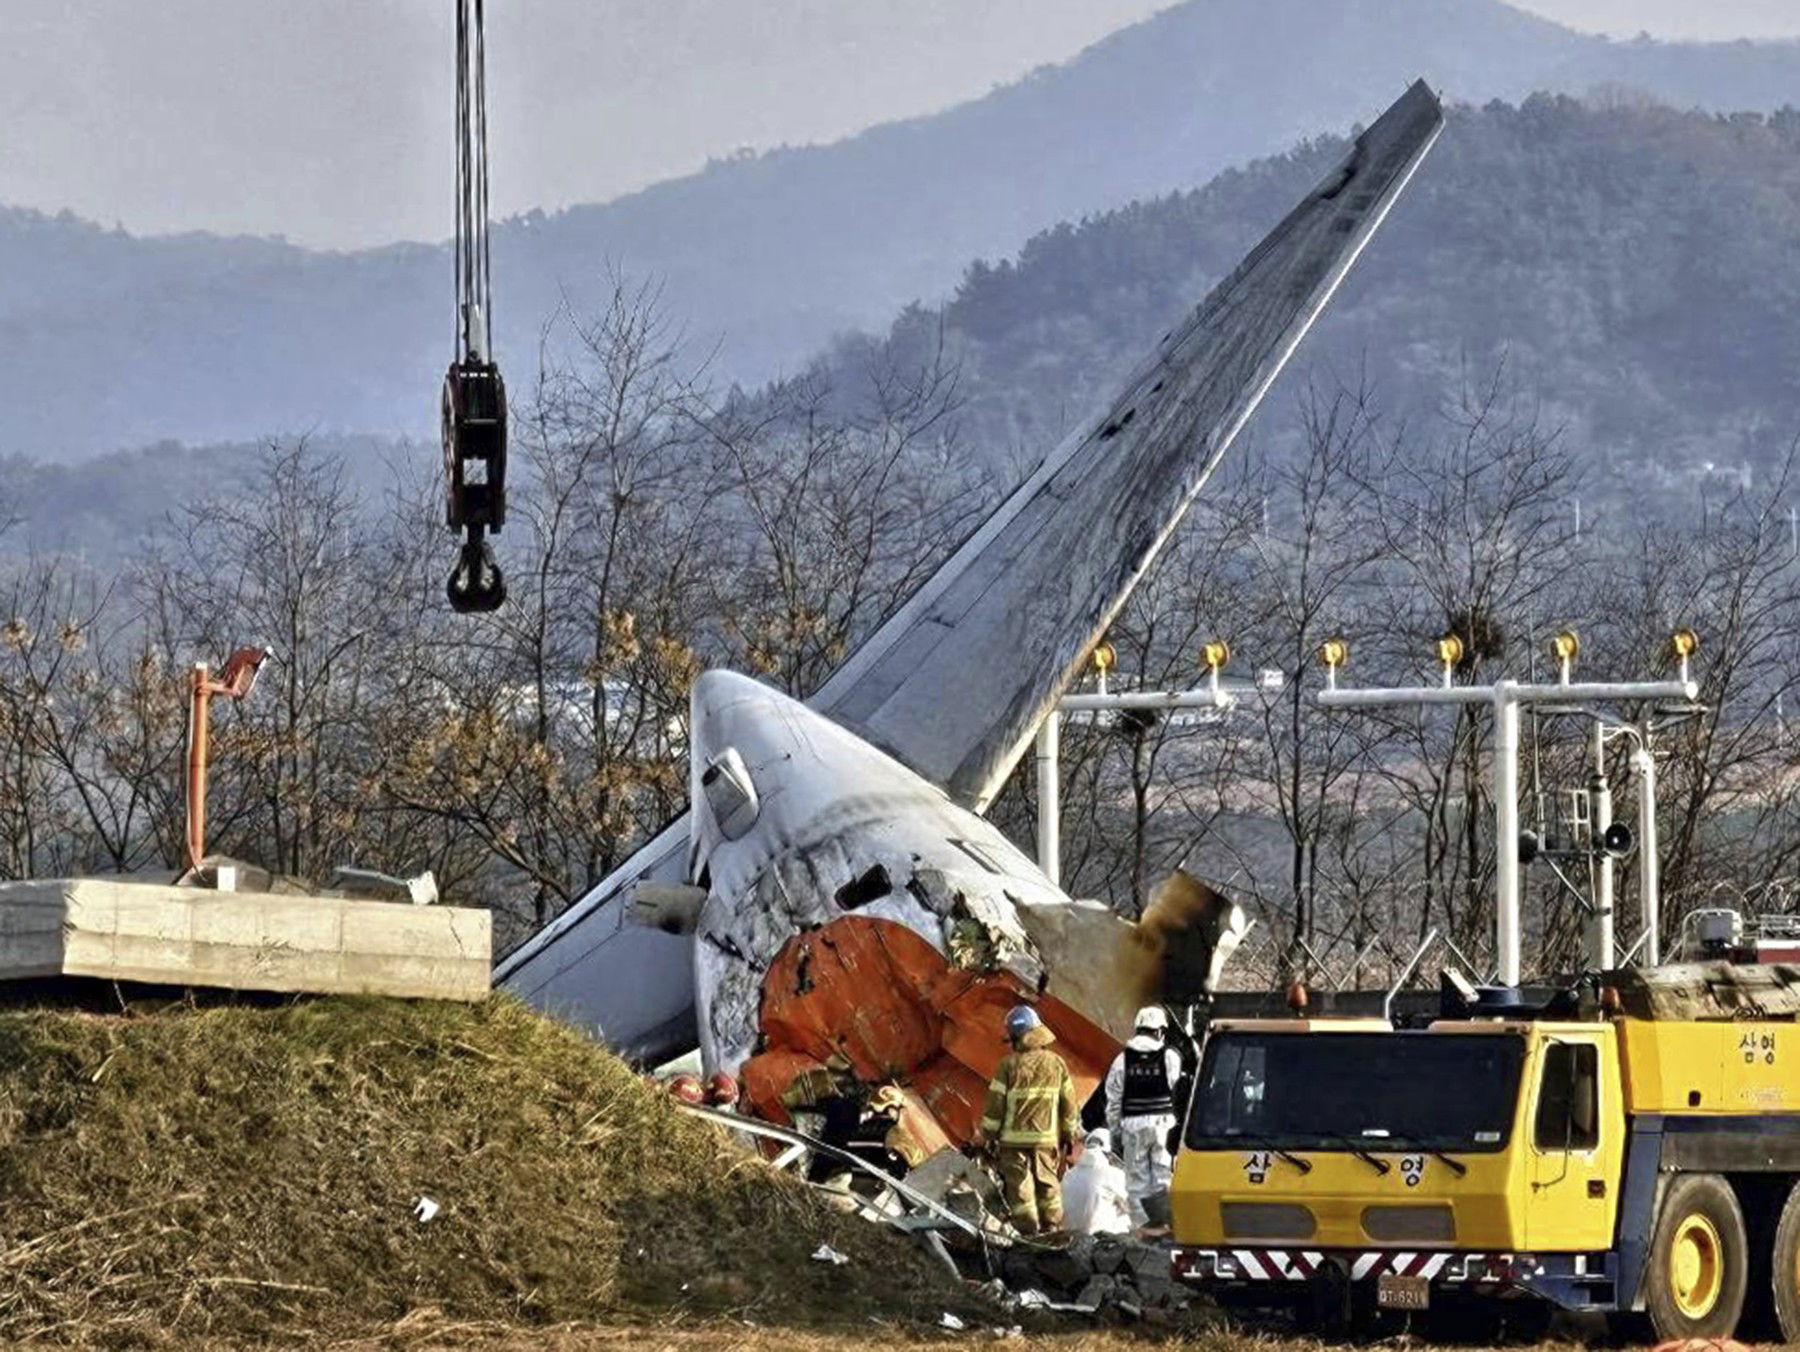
442 0 507 613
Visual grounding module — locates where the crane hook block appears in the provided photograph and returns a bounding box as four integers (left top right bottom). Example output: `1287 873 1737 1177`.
447 532 506 613
442 360 508 613
442 360 508 533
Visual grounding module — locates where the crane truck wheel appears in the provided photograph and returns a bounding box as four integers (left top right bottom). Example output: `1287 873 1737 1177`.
1767 1179 1800 1342
1645 1173 1749 1341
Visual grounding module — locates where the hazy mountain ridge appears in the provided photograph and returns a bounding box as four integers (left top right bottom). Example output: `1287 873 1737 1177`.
3 433 421 567
823 96 1800 502
26 97 1800 560
9 0 1800 458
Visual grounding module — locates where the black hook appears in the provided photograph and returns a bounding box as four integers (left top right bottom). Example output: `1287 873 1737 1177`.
447 532 506 613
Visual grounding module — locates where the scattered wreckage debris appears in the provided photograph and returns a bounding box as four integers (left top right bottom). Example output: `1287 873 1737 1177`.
676 1101 995 1244
676 1098 1205 1328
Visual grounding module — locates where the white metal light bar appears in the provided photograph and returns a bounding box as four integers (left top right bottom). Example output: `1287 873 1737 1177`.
1034 639 1262 883
1315 639 1697 985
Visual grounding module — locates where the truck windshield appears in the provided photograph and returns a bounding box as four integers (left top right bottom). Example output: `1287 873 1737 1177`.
1186 1031 1526 1154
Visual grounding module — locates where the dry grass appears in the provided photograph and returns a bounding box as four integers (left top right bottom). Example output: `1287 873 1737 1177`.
62 1321 1603 1351
0 994 981 1346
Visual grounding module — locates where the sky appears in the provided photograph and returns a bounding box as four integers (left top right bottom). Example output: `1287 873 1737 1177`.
1510 0 1800 40
5 0 1798 249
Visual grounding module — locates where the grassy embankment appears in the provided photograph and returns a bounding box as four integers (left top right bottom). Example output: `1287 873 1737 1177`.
0 994 987 1346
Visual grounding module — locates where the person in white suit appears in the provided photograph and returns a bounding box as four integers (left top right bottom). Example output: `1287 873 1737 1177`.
1061 1128 1131 1235
1103 1005 1184 1231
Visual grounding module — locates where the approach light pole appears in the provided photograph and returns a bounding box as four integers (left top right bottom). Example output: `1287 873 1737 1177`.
1035 639 1275 885
1315 630 1698 986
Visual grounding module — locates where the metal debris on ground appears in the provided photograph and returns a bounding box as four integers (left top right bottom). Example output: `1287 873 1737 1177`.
678 1097 1208 1325
810 1244 849 1266
412 1196 440 1223
990 1233 1201 1323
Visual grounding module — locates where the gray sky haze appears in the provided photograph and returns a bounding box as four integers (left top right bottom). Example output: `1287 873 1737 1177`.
1510 0 1800 40
6 2 1176 247
6 1 1799 248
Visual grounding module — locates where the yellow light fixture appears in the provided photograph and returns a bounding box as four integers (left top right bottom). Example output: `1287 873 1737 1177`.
1318 637 1348 669
1435 634 1465 668
1669 628 1699 660
1549 630 1581 664
1091 640 1117 674
1200 639 1231 672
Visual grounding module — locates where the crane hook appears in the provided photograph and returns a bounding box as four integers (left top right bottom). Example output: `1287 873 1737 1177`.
447 528 506 613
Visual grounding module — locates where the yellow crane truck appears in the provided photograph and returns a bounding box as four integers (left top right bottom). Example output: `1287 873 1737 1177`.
1170 962 1800 1340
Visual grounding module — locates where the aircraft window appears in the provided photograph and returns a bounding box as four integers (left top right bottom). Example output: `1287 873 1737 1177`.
1533 1042 1599 1151
835 864 891 911
950 839 1004 874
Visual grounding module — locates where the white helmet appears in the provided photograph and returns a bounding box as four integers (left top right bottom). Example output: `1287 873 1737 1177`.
1134 1005 1169 1033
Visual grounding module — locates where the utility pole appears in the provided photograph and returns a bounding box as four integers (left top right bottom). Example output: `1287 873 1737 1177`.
1632 729 1662 966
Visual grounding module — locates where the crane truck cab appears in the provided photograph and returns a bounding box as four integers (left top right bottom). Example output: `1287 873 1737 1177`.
1170 963 1800 1341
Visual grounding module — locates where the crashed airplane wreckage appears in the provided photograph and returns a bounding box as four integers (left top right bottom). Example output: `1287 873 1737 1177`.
498 81 1444 1145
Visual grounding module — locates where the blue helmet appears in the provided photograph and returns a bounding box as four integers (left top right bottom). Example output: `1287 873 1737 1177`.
1005 1004 1042 1040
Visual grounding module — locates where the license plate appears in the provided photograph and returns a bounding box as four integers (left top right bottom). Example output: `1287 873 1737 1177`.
1377 1273 1430 1310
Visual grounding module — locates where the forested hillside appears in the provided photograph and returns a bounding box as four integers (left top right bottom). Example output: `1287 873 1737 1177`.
10 0 1800 458
832 95 1800 502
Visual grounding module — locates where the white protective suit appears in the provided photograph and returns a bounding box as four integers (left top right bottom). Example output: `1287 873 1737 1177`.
1104 1033 1184 1226
1061 1129 1132 1235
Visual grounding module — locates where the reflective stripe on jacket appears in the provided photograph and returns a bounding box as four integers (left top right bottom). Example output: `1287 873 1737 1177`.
980 1038 1080 1149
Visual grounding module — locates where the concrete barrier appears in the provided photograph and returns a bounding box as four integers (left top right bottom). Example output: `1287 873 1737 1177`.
0 878 491 1002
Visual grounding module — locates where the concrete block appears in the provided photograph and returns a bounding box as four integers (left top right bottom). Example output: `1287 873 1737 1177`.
0 878 490 1002
1091 1236 1130 1275
1076 1275 1118 1310
1125 1243 1170 1282
1028 1248 1091 1293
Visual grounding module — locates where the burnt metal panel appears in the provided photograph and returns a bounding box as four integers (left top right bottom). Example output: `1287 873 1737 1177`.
1607 960 1800 1020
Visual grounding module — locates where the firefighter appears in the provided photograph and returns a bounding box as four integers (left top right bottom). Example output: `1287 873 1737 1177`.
849 1084 927 1178
977 1004 1081 1235
780 1051 862 1183
1103 1005 1184 1232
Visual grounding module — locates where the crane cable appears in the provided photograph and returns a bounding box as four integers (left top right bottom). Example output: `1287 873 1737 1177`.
454 0 492 364
443 0 508 613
